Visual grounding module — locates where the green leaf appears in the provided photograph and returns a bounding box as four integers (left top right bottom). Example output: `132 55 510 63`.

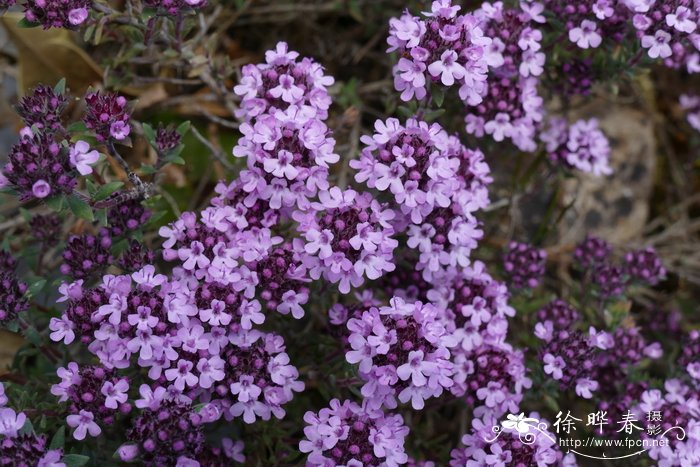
167 155 185 165
27 278 47 297
66 121 88 134
19 418 34 435
140 164 157 175
142 123 156 145
85 178 97 196
93 181 124 202
49 426 65 450
431 88 445 108
62 454 90 467
19 208 32 223
44 195 66 212
23 326 41 347
17 18 39 28
66 195 94 222
53 78 66 95
176 121 191 136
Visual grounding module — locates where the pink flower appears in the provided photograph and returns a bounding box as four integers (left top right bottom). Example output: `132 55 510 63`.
68 8 89 26
109 121 130 140
135 384 166 410
69 141 100 176
427 50 465 86
0 408 26 437
641 30 673 59
32 179 51 199
101 379 129 409
269 74 304 103
666 6 697 34
67 410 101 440
396 350 437 387
569 20 602 49
543 353 566 380
49 316 75 344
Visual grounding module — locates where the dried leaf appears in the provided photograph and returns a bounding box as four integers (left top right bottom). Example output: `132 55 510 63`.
1 13 102 95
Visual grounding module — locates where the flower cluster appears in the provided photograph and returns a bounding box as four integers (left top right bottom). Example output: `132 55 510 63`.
625 0 700 71
677 330 700 380
294 187 398 294
107 199 152 237
300 399 409 466
680 94 700 132
29 213 62 247
143 0 207 16
23 0 91 29
123 399 204 465
540 117 613 176
542 0 631 49
345 297 454 410
353 118 488 223
449 411 571 466
83 91 131 142
537 323 613 398
15 84 68 132
233 105 339 210
633 379 700 464
573 234 612 269
460 1 546 150
624 246 666 285
0 432 64 466
0 84 108 201
233 41 334 121
1 129 76 201
60 230 113 280
502 241 546 289
387 0 491 103
0 251 28 327
51 363 131 440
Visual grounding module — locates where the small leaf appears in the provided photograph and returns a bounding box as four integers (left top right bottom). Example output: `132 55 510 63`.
49 426 65 450
62 454 90 467
93 181 124 202
66 195 94 222
19 208 32 223
176 121 191 136
23 326 41 347
142 123 156 145
431 88 445 108
17 17 39 28
27 278 47 297
53 78 66 94
140 164 157 175
66 121 88 134
85 178 97 196
19 418 34 435
44 195 65 212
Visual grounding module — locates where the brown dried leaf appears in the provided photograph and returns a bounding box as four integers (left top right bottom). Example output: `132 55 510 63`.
1 13 102 95
0 331 24 375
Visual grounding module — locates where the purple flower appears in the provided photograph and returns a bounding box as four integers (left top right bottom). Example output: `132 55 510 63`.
300 399 409 466
624 246 665 285
16 84 67 131
569 19 603 48
66 410 101 440
68 141 100 175
23 0 91 29
642 30 673 58
0 263 29 327
388 3 490 104
2 130 76 201
83 92 131 142
101 379 129 409
0 407 26 437
503 241 546 289
345 298 454 410
126 400 205 465
233 42 334 121
450 411 570 466
294 187 398 293
60 230 113 280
